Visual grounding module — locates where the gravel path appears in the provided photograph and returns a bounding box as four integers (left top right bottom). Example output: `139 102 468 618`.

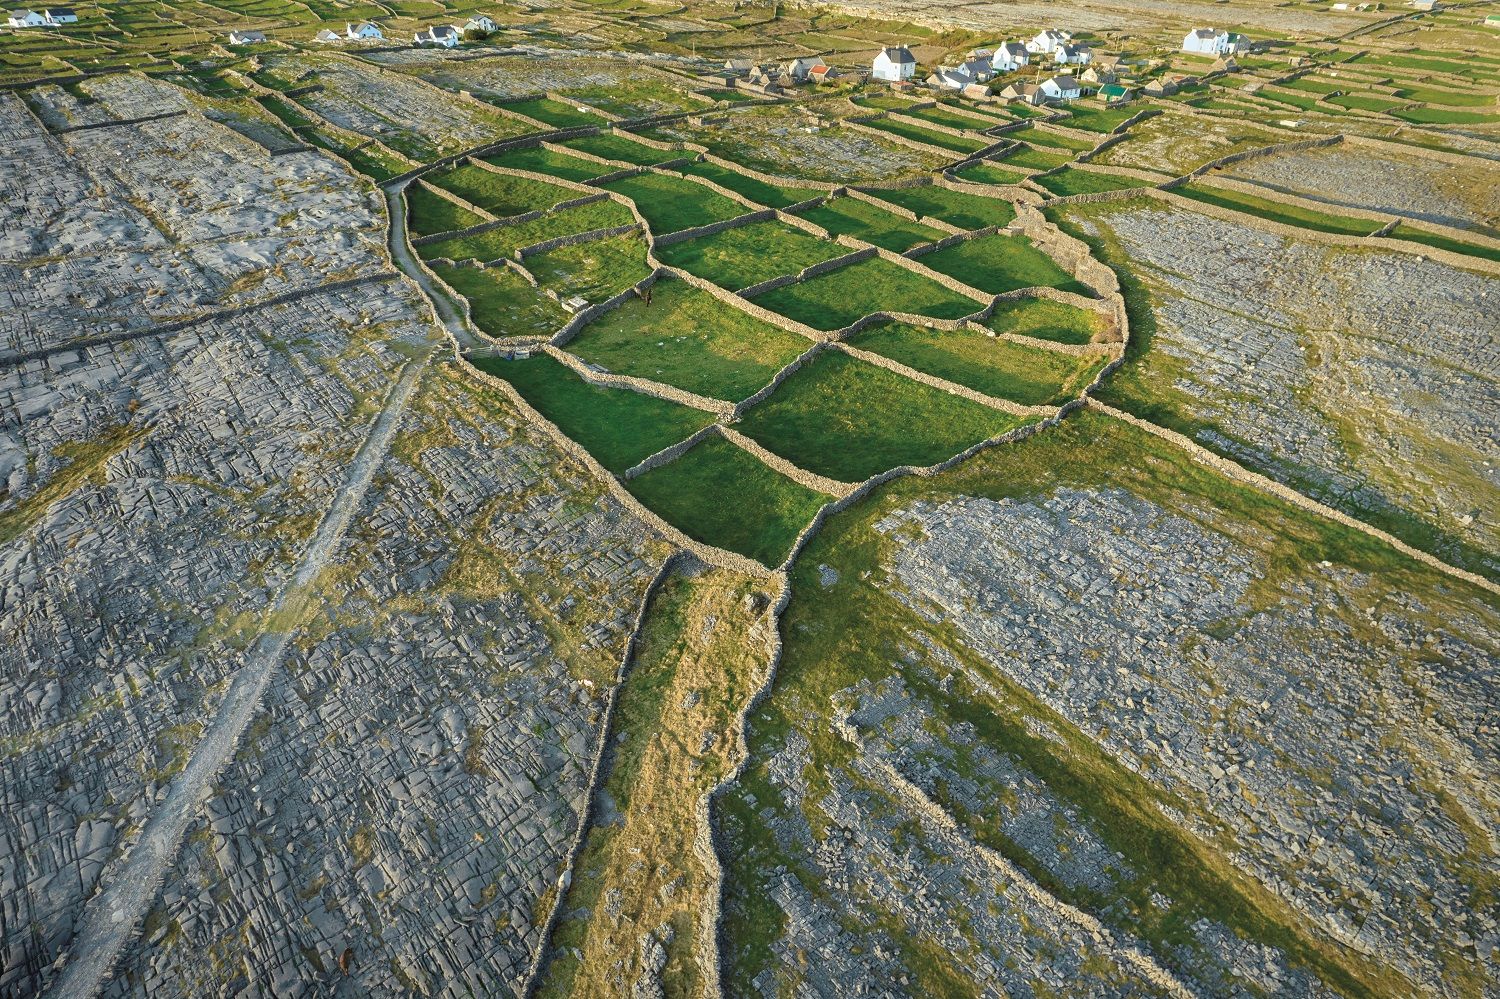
45 352 431 999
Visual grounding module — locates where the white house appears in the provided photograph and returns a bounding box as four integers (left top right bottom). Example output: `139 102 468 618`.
1054 42 1092 65
42 6 73 23
345 21 382 39
1039 75 1083 100
1027 29 1070 54
463 14 497 33
1182 28 1249 55
7 8 46 26
781 56 821 82
314 28 340 42
991 42 1029 72
414 24 458 47
927 68 969 90
957 56 993 81
228 29 267 44
872 45 916 82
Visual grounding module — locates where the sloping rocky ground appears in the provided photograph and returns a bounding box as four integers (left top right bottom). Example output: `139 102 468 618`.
0 77 384 356
1223 145 1500 235
1081 204 1500 573
876 488 1497 996
101 363 664 997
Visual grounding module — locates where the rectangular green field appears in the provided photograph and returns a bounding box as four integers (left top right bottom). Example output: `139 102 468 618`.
470 353 712 474
953 161 1030 186
429 261 569 339
1175 184 1384 236
427 164 575 218
918 233 1089 296
566 279 811 400
626 436 831 566
1012 125 1095 152
1036 168 1154 197
982 297 1106 346
1394 86 1497 108
675 160 823 209
795 197 947 252
905 104 994 131
563 132 686 165
1003 145 1075 171
736 351 1022 481
752 257 981 330
1391 106 1500 125
503 96 608 128
1060 106 1140 133
416 199 636 261
654 220 846 291
862 116 989 154
864 186 1016 230
849 321 1108 405
1388 224 1500 263
483 145 615 182
527 234 655 303
603 172 748 233
408 184 487 237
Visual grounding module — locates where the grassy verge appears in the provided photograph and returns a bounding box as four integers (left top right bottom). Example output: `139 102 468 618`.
850 320 1107 405
736 351 1021 481
566 279 810 400
1175 183 1384 236
654 221 845 291
628 437 831 565
754 257 980 330
470 353 711 473
1389 224 1500 263
919 232 1090 296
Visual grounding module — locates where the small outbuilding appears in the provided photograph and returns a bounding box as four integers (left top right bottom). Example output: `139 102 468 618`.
228 29 267 44
414 24 458 47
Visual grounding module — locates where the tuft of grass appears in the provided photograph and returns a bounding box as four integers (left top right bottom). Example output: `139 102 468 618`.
735 350 1022 481
654 221 845 291
0 424 149 546
753 257 980 330
918 232 1090 296
566 279 810 400
628 437 831 565
470 353 712 474
850 321 1108 405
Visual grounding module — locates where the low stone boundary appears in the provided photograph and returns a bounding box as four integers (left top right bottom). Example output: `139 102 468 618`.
831 341 1050 419
542 343 733 416
546 271 659 347
1091 402 1500 598
55 108 186 134
717 425 855 496
518 548 685 998
514 222 642 260
651 208 777 248
622 424 722 480
737 246 877 298
730 341 827 417
701 152 840 193
414 176 500 224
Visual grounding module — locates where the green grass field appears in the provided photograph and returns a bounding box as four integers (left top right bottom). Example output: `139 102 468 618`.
1003 145 1076 171
735 351 1021 481
1036 168 1154 197
1391 106 1500 125
864 185 1016 230
627 436 830 566
430 261 568 339
904 104 992 131
862 116 989 154
983 296 1106 346
654 221 846 291
503 96 608 128
527 234 655 303
471 353 711 473
918 233 1090 296
796 197 947 252
953 161 1030 186
1060 105 1141 133
416 199 636 262
483 145 615 182
408 184 487 236
675 160 823 209
1012 125 1096 152
753 257 980 330
566 280 811 400
563 132 685 165
1176 183 1384 236
603 172 748 233
1393 85 1497 107
850 321 1107 405
1388 224 1500 263
427 164 575 218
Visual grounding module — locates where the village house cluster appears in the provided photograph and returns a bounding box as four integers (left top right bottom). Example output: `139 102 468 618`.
867 23 1255 108
223 13 497 48
5 7 75 28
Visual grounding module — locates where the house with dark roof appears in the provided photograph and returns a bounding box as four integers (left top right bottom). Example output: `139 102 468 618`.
873 45 916 82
